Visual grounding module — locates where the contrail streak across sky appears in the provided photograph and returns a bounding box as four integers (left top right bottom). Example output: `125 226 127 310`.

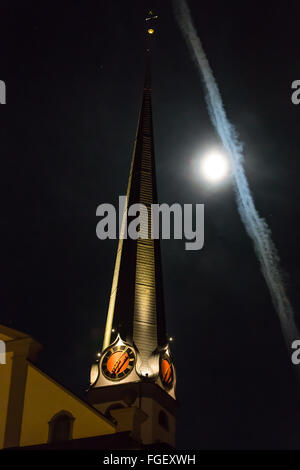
173 0 299 351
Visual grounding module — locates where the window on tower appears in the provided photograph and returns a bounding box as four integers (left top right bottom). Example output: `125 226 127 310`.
158 410 169 432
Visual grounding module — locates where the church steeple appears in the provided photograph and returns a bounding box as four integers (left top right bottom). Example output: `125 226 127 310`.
87 12 177 447
101 13 169 377
102 10 165 356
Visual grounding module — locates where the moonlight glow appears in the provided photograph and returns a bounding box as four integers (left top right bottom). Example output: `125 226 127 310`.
200 150 229 182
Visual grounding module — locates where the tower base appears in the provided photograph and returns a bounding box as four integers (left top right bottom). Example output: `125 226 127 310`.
86 381 177 447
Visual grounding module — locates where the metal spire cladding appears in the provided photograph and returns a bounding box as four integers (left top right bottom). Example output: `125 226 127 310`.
102 13 167 374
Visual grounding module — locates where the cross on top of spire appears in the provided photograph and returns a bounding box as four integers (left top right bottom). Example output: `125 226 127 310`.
145 10 158 21
145 10 158 35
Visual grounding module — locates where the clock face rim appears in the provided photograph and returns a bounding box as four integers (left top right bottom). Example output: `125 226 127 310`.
159 354 174 390
101 345 135 382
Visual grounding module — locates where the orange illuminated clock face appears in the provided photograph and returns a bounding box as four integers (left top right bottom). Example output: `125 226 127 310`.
101 345 135 381
160 355 174 390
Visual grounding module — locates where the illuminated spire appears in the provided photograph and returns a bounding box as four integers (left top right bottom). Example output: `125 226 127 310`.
91 10 175 398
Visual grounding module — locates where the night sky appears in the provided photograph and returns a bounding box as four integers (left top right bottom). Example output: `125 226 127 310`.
1 0 300 449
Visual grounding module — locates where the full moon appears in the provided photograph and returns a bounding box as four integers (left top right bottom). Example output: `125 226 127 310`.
200 150 229 182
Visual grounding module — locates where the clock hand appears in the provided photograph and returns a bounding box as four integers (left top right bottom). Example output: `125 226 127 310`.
114 354 129 375
112 349 128 374
163 363 172 383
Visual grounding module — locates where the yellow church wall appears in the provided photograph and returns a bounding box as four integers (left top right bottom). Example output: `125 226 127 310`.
0 351 13 449
20 363 116 447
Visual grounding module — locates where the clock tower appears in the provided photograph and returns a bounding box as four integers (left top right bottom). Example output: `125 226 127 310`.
87 11 177 448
